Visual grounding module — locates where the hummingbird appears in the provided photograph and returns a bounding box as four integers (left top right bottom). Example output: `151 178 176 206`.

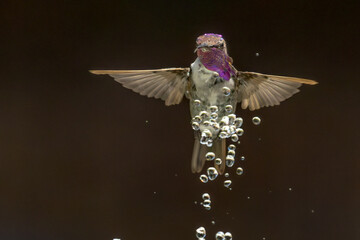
90 33 317 175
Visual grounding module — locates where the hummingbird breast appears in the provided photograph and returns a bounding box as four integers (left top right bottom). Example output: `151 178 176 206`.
189 58 238 138
190 58 236 106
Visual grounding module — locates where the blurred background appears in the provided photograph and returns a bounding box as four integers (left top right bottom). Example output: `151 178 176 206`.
1 0 359 239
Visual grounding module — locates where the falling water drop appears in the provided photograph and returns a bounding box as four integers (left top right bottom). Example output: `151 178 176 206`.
196 227 206 239
200 174 208 183
225 155 235 167
236 167 244 175
231 134 239 142
207 167 219 181
228 114 236 124
227 150 235 157
234 117 243 127
236 128 244 136
194 99 201 107
193 115 202 123
228 144 236 151
210 112 218 119
224 180 232 188
202 193 210 200
252 116 261 125
200 111 209 119
215 158 222 165
222 87 231 96
225 105 233 113
205 152 215 161
215 231 225 240
203 121 210 127
224 232 233 240
210 105 218 113
192 122 200 131
241 156 245 161
225 173 229 177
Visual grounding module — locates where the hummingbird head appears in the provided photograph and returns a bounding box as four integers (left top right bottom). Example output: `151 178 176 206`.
195 33 227 54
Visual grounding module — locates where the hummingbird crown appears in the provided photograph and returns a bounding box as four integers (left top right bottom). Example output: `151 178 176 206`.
196 33 225 49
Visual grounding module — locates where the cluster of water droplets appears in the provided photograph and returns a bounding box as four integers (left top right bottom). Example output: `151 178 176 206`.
195 227 233 240
192 87 262 239
201 193 211 210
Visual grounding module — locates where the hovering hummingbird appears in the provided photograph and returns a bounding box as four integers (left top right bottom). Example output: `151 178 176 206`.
90 33 317 175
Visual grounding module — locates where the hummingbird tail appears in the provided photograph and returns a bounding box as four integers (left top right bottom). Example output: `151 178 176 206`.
191 133 226 175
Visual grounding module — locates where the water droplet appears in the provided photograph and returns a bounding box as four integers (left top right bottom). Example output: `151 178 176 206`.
229 126 236 135
219 131 228 139
211 220 215 225
215 231 225 240
255 52 260 56
228 144 236 151
206 140 213 147
231 134 239 142
212 122 220 130
289 187 292 191
196 226 206 239
227 150 235 157
224 232 233 240
236 167 243 175
219 119 229 128
203 199 211 206
200 174 208 183
225 173 229 177
234 117 243 127
207 167 218 181
228 114 236 124
252 116 261 125
222 87 231 96
210 112 218 119
194 99 201 107
311 209 315 213
225 155 235 167
193 115 202 123
210 105 218 113
203 129 212 137
224 180 232 188
236 128 244 136
200 111 209 119
192 122 200 130
203 121 210 127
205 152 215 161
202 193 210 200
225 105 233 113
204 205 211 210
215 158 222 165
241 156 245 161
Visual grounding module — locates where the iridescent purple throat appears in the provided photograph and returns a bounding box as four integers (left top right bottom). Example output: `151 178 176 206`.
197 48 235 81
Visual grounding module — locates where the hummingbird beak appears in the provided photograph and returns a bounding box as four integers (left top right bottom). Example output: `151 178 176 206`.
194 43 207 53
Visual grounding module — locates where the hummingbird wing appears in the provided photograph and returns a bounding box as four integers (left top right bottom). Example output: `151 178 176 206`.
90 68 190 106
236 72 318 111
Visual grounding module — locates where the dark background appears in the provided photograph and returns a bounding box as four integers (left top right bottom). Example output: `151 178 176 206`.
1 0 359 239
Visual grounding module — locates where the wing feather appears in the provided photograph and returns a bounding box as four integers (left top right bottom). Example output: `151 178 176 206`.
237 71 317 110
90 68 190 106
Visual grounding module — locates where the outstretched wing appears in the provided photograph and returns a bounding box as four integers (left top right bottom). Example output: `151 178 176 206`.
236 71 318 111
90 68 190 106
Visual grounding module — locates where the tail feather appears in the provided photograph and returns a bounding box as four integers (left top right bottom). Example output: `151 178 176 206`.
191 133 226 175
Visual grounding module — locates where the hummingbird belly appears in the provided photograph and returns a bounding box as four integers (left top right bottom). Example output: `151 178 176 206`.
189 58 238 141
